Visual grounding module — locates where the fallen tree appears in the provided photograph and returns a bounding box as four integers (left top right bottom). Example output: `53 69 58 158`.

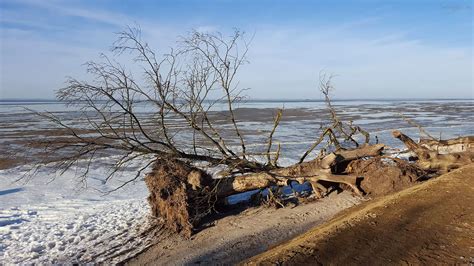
31 27 435 236
145 144 385 236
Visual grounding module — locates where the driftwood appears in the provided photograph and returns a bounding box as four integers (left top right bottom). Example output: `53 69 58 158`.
419 136 474 153
392 130 473 172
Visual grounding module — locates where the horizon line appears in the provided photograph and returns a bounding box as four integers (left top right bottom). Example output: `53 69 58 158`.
0 97 472 102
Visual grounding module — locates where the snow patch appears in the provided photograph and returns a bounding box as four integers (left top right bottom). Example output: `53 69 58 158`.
1 199 152 263
0 160 154 264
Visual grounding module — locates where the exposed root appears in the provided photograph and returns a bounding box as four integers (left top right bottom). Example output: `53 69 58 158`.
346 156 426 197
144 158 217 237
262 187 287 209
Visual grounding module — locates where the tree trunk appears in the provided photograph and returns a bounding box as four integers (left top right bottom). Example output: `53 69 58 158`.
392 130 473 172
419 136 474 153
217 144 385 197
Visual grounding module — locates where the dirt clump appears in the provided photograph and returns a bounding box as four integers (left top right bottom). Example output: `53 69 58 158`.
144 158 216 237
346 157 426 197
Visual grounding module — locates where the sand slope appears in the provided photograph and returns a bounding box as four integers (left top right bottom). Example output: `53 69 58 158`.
123 192 360 265
246 164 474 265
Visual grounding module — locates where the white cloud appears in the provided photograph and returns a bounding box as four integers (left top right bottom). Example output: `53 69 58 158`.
237 25 473 99
3 0 132 26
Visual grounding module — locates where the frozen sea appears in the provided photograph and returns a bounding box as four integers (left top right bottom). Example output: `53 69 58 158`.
0 99 473 263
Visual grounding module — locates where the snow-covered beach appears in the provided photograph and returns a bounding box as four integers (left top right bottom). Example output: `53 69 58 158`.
0 157 154 263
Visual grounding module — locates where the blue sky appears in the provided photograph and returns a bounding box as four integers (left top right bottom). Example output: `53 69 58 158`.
0 0 472 99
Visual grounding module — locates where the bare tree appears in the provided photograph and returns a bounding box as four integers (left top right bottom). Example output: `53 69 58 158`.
33 27 385 236
35 27 265 185
298 73 370 163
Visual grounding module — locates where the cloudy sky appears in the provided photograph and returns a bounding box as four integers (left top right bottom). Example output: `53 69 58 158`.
0 0 472 99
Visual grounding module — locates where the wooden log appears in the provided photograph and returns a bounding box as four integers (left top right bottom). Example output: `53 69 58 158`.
392 130 473 172
419 136 474 153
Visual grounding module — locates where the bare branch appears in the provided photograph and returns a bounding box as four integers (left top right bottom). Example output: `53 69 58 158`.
266 108 283 166
299 73 370 163
398 113 437 140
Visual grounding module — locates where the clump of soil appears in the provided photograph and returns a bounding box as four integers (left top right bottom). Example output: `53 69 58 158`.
144 158 216 237
346 157 426 197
